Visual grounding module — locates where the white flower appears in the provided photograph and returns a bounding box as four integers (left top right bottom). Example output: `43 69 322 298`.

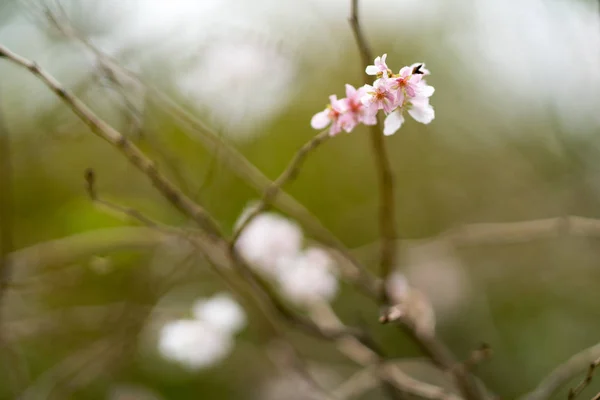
275 247 338 306
192 293 247 335
158 319 232 370
235 210 303 276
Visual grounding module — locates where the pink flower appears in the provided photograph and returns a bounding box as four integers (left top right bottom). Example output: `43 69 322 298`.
310 56 435 137
338 84 377 131
365 54 390 77
311 95 347 136
361 78 397 114
393 64 434 99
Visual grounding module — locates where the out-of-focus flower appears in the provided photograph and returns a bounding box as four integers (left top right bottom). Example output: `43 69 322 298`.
384 272 436 337
276 247 338 306
235 211 303 276
192 293 246 335
158 319 233 370
365 53 390 77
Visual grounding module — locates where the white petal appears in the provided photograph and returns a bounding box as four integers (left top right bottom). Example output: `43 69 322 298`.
192 293 247 334
417 84 435 97
408 103 435 124
365 65 378 75
310 110 330 129
383 111 404 135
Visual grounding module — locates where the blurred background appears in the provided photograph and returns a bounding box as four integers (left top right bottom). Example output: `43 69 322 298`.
2 0 600 399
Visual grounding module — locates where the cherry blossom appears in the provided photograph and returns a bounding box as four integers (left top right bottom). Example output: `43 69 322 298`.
158 319 233 370
234 210 303 276
275 247 338 306
365 53 390 77
311 55 435 136
310 95 347 136
361 77 398 114
192 293 247 335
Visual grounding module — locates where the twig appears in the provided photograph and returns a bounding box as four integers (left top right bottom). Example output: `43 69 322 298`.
347 3 483 400
83 167 161 228
521 343 600 400
41 9 378 298
0 44 222 238
348 0 397 304
231 129 330 242
309 302 463 400
568 357 600 400
452 343 493 374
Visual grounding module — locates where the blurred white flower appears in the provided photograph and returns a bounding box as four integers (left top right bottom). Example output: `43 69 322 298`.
192 293 247 335
275 247 338 306
235 210 303 276
158 319 232 370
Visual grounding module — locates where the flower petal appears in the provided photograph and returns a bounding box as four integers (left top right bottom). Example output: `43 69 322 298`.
383 110 404 135
408 101 435 124
311 110 330 129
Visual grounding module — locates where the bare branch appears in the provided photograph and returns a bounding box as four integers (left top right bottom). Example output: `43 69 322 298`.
348 0 398 304
347 3 484 400
41 9 378 298
568 357 600 400
521 343 600 400
231 129 330 242
0 44 222 238
309 302 464 400
83 167 162 228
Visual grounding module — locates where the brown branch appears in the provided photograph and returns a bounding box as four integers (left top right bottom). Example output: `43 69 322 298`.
309 302 464 400
521 343 600 400
348 0 397 304
0 44 222 238
83 167 162 228
42 9 379 298
347 3 484 400
231 129 330 242
568 357 600 400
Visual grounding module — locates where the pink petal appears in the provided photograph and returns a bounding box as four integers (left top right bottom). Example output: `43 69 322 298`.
399 66 411 77
345 84 357 99
383 110 404 135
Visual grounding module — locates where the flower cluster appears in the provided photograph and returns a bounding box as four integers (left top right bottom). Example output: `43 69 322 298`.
235 205 338 306
311 54 435 136
158 293 246 370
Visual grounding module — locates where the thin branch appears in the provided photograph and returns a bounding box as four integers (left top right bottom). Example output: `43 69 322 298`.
83 167 161 228
347 3 483 400
0 44 222 238
521 342 600 400
309 302 463 400
231 129 330 242
568 357 600 400
41 9 378 297
348 0 397 304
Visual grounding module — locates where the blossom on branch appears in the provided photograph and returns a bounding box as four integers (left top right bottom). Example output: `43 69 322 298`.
311 55 435 136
